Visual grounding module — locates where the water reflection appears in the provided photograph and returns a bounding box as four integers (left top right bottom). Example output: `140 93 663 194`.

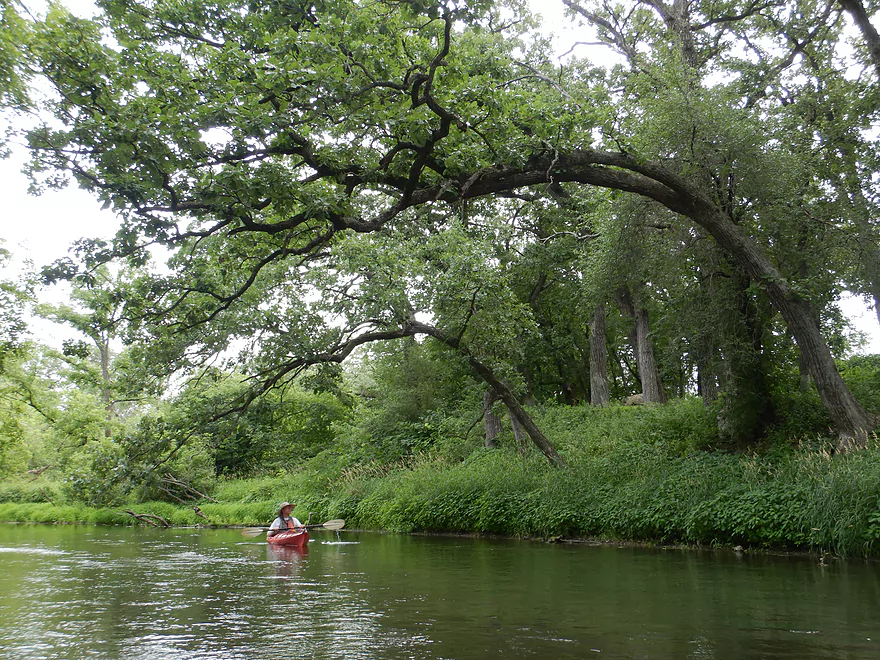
0 526 878 659
266 543 309 584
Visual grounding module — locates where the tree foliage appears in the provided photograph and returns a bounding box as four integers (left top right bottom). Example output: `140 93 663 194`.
0 0 878 465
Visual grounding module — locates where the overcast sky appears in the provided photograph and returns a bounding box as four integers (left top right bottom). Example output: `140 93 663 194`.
1 0 878 354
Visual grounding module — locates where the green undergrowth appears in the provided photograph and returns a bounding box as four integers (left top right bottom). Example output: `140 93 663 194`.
2 399 880 556
323 442 880 557
0 500 281 527
4 444 880 556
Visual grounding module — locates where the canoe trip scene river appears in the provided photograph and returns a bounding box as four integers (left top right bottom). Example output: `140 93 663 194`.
6 0 880 657
1 524 878 659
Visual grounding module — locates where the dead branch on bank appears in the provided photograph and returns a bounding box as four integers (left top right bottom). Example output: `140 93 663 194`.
123 509 171 527
161 474 218 502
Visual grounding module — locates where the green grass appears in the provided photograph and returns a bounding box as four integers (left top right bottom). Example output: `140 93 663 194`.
2 399 879 556
0 500 281 527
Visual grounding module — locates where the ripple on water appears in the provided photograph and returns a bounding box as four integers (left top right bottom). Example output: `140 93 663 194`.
321 541 360 545
0 546 67 556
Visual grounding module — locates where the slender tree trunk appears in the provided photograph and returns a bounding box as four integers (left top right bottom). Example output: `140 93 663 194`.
483 390 501 449
508 403 529 455
588 304 610 407
99 336 113 439
413 321 567 467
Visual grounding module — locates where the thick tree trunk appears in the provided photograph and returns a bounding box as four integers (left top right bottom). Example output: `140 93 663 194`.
697 363 718 405
634 307 666 404
694 266 721 406
676 198 877 449
618 289 666 404
838 0 880 77
588 304 610 407
483 390 501 449
714 267 776 447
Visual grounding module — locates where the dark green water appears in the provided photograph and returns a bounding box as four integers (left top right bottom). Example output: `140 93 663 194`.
0 525 878 659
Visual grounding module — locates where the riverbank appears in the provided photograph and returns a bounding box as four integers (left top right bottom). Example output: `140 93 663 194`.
4 430 880 557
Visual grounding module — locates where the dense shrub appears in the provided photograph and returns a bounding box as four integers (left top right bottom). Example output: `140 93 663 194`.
0 479 65 504
534 398 719 455
3 394 880 556
326 437 880 556
839 354 880 414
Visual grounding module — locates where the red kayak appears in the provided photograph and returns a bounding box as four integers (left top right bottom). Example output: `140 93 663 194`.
266 530 309 547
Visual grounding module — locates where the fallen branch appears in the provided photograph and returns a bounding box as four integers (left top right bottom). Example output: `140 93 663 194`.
123 509 170 527
162 474 218 502
192 506 210 522
159 485 187 505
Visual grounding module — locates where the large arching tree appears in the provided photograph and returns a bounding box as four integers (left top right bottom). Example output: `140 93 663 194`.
10 0 879 449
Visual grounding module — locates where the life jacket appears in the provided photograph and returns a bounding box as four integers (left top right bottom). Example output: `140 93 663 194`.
275 516 298 532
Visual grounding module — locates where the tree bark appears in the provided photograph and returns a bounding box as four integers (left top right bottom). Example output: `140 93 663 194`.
697 362 718 405
635 307 666 404
589 304 610 407
838 0 880 77
798 347 813 393
618 288 667 404
483 390 501 449
508 403 529 455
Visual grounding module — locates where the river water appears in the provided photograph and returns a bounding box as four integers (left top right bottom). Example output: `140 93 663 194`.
0 524 878 659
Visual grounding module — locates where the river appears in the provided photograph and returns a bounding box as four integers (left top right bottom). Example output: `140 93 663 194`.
0 524 878 659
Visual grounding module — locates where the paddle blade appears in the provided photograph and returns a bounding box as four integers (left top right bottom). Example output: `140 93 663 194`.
321 519 345 530
240 527 267 538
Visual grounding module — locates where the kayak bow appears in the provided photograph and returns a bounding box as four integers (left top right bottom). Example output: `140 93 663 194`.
266 529 310 547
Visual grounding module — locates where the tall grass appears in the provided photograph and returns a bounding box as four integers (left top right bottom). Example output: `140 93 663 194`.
2 399 879 556
324 439 880 557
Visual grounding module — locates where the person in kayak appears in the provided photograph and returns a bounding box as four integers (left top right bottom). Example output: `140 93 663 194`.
267 501 305 539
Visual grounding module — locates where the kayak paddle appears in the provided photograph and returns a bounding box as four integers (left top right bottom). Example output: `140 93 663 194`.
240 518 345 537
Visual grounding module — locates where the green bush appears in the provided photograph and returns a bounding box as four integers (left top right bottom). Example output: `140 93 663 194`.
0 479 65 504
4 394 880 557
535 398 718 456
839 354 880 414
